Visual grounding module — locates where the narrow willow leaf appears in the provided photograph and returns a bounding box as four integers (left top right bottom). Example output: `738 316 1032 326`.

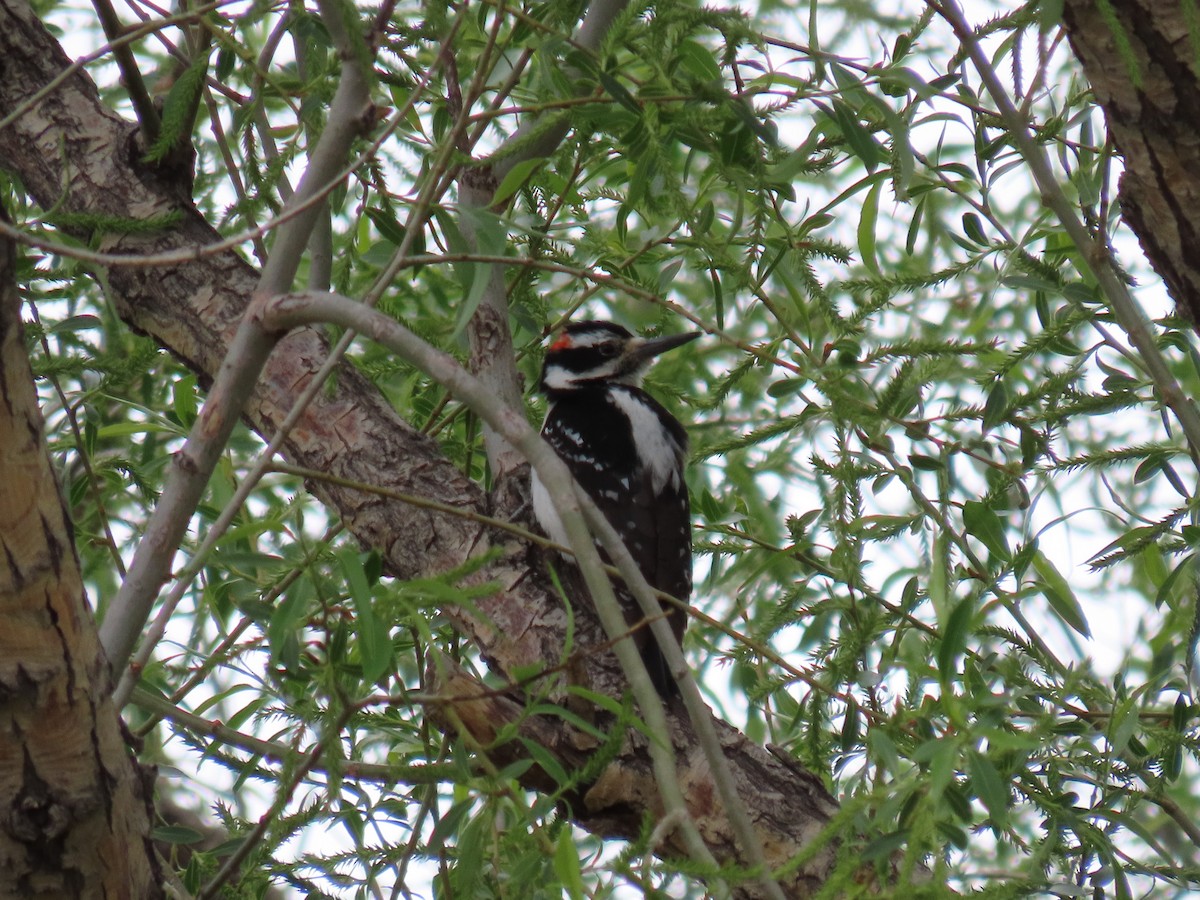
968 751 1009 826
981 379 1008 433
339 548 392 684
930 531 949 620
963 500 1010 561
858 179 882 276
937 596 974 677
493 157 544 205
598 70 640 114
1032 550 1091 637
554 830 586 900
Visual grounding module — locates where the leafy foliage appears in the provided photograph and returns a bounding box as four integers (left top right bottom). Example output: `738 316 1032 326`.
10 0 1200 896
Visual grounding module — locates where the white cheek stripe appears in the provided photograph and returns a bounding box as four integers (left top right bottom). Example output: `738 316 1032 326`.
543 359 639 390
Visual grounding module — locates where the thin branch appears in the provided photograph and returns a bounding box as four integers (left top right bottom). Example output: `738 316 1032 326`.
90 0 161 141
105 18 466 705
130 685 450 785
932 0 1200 472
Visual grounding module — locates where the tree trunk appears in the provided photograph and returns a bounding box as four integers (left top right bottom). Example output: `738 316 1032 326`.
0 206 163 898
1061 0 1200 326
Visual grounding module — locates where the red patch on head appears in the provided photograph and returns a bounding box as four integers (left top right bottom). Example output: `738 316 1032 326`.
550 333 573 351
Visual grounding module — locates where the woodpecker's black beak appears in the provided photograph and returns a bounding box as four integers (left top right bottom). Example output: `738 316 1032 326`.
622 331 700 368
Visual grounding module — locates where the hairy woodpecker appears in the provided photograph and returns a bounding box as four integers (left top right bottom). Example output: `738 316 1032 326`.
531 320 698 697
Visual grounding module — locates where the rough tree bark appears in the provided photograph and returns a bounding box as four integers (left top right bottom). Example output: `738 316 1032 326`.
0 0 840 894
0 207 163 897
1061 0 1200 326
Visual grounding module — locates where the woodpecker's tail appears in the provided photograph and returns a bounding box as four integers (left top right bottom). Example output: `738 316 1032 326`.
640 637 680 699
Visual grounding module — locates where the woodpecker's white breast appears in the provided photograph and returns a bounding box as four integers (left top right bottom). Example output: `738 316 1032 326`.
531 464 570 551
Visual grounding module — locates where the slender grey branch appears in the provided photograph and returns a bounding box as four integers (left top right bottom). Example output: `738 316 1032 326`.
576 486 787 900
106 17 464 708
129 686 449 785
99 0 376 682
101 299 281 689
260 289 731 882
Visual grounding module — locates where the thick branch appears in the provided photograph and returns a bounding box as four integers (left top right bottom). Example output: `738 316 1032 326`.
1060 0 1200 328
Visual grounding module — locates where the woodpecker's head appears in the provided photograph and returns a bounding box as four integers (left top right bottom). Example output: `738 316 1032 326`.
539 321 699 393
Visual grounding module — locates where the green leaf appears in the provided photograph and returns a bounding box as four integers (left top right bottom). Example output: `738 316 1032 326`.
47 314 102 333
1032 550 1091 637
968 751 1010 825
493 157 544 205
832 99 883 169
339 548 392 684
857 179 882 276
152 825 205 845
860 830 907 862
929 531 949 620
451 207 507 340
767 147 816 185
767 378 806 398
429 798 473 852
172 373 198 428
676 39 721 83
598 70 640 114
554 829 586 900
365 206 407 246
961 212 988 245
905 198 924 255
519 736 571 788
450 815 485 893
1107 699 1138 755
144 54 209 163
937 596 974 677
963 500 1010 561
909 453 943 471
97 421 182 439
657 257 684 292
981 379 1008 433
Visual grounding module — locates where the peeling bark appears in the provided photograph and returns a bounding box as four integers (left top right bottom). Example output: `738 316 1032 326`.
1061 0 1200 325
0 0 843 892
0 207 162 897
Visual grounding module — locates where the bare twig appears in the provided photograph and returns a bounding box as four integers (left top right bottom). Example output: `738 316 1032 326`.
130 686 450 784
90 0 161 141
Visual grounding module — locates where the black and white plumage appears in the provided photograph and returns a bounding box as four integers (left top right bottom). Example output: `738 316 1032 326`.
531 320 698 697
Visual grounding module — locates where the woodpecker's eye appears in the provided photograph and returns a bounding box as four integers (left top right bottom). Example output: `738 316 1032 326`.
597 342 621 357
